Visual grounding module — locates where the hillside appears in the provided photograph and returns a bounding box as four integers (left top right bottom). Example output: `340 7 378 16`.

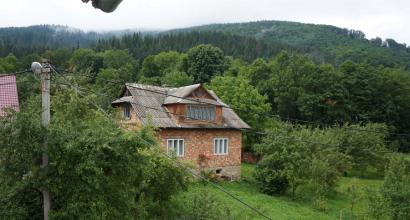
173 164 383 219
1 21 410 68
0 25 132 57
170 20 410 68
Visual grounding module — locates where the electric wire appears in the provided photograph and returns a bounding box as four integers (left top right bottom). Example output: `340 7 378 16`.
20 65 393 152
57 79 393 152
4 67 410 137
49 66 395 150
0 69 32 78
50 68 274 220
73 73 410 138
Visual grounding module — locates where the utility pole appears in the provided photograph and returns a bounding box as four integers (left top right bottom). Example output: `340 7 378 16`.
32 61 51 220
41 64 51 220
41 62 51 220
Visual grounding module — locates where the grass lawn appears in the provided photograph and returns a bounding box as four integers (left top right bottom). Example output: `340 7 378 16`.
174 164 382 220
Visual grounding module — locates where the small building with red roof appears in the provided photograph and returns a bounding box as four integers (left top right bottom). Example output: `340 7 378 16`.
0 74 19 116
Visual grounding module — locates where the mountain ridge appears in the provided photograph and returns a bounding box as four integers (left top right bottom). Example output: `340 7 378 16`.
0 21 409 68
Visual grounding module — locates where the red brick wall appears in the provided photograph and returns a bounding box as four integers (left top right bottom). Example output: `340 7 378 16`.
158 128 242 169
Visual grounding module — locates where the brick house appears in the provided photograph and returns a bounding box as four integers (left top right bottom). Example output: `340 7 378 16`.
112 83 250 179
0 74 19 117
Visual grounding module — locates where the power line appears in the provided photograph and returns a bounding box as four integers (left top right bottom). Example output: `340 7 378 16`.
50 65 398 150
61 71 403 137
51 69 394 149
0 73 16 78
50 67 273 220
52 72 224 126
53 68 410 137
0 69 32 78
0 69 37 86
53 80 393 169
121 81 410 138
0 79 39 86
48 70 404 137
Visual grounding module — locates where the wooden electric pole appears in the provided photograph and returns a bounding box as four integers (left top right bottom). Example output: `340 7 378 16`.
40 62 51 220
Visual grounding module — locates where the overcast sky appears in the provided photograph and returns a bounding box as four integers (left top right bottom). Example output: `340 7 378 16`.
1 0 409 44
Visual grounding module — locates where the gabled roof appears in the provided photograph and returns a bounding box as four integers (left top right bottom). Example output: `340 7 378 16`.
112 83 250 130
164 84 228 106
0 75 19 116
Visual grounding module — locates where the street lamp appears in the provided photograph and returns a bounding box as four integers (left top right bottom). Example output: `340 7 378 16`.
31 62 42 75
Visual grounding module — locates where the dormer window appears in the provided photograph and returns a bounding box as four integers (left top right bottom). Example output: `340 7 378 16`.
187 105 215 121
123 104 131 119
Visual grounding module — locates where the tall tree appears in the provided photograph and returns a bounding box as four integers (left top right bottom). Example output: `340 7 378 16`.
187 44 226 83
210 75 271 150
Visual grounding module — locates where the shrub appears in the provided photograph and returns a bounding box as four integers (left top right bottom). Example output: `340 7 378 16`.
254 155 289 195
254 124 351 200
173 189 239 220
332 123 389 176
366 156 410 220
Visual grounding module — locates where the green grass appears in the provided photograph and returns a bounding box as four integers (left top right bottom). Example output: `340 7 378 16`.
398 153 410 162
174 164 382 220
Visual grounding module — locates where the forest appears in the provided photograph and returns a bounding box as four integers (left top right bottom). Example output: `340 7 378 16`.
1 21 410 219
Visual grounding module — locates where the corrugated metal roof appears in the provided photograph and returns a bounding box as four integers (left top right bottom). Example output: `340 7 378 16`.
113 83 250 129
0 75 19 116
112 96 133 104
165 97 223 106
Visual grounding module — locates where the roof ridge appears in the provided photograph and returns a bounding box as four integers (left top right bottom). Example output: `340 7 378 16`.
168 83 201 91
125 83 173 91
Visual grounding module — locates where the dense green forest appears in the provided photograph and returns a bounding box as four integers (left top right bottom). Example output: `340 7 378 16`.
1 21 410 219
2 21 410 67
173 21 410 68
0 25 140 57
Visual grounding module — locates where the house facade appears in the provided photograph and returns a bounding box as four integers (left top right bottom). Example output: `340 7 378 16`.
112 83 250 179
0 74 19 117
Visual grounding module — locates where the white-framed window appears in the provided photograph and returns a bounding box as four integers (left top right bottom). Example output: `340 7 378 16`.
167 139 185 157
123 104 131 119
214 138 229 155
187 105 216 121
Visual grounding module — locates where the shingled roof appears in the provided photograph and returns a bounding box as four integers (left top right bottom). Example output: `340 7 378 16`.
112 83 250 130
0 75 19 116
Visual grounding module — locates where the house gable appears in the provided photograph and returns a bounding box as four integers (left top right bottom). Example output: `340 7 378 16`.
111 83 250 130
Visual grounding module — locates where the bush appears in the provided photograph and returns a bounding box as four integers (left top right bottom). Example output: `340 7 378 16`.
136 150 191 219
332 123 389 176
310 157 340 197
366 156 410 220
254 123 350 200
254 155 289 195
172 189 239 220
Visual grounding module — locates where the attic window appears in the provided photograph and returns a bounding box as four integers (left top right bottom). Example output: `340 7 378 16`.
193 90 205 98
123 104 131 119
187 105 215 121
